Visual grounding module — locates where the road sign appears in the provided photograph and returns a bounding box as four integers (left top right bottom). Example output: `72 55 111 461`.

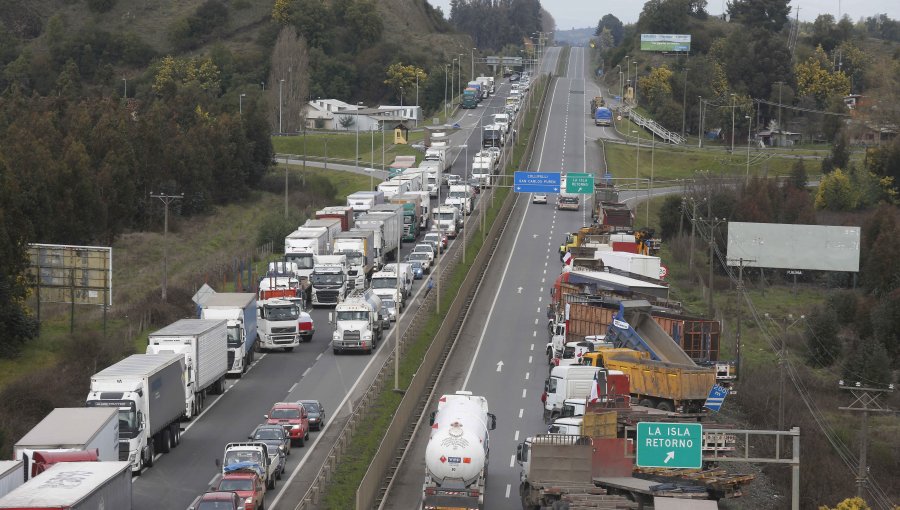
565 172 594 194
514 172 561 193
603 172 613 184
659 265 669 279
636 422 702 469
704 384 729 412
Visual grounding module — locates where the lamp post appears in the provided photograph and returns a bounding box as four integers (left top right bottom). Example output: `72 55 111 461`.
371 122 376 191
632 60 638 105
632 130 641 190
457 145 469 263
444 64 449 119
239 93 246 115
122 77 127 99
415 71 420 128
458 53 464 91
278 79 285 134
471 47 476 83
745 114 752 183
730 93 737 153
698 96 704 148
400 86 404 108
624 56 630 101
681 68 689 139
648 133 655 226
451 58 458 106
355 101 363 173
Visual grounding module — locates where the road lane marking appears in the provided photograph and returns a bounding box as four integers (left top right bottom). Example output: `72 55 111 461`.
506 484 511 498
510 455 515 468
515 430 519 441
536 308 540 313
542 278 545 283
528 355 533 364
289 382 298 393
533 330 537 337
525 372 530 380
316 353 323 361
522 389 527 398
538 296 542 303
534 318 539 325
530 344 534 351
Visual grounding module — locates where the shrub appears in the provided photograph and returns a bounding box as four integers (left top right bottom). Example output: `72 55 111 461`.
86 0 117 13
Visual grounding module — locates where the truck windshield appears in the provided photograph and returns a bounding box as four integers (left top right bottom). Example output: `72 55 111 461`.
434 213 455 220
218 478 253 491
226 326 242 348
403 216 414 225
119 409 138 438
284 253 314 269
371 277 397 289
265 305 300 321
449 191 467 199
311 273 344 285
548 377 559 393
335 250 362 266
224 450 262 467
337 310 369 321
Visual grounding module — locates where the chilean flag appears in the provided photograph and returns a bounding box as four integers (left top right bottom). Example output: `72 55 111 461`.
562 251 573 265
589 371 601 403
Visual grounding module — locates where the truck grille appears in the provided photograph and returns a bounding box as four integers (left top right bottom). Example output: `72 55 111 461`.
227 351 236 369
119 442 130 461
343 330 361 341
272 326 297 334
317 290 339 303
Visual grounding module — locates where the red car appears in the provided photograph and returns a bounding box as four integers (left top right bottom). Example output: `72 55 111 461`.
189 490 245 510
265 402 310 446
213 471 265 510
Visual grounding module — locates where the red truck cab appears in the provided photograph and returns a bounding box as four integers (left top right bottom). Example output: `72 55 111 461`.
214 471 265 510
265 402 309 447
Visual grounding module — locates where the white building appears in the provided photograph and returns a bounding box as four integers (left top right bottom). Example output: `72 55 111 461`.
306 99 420 130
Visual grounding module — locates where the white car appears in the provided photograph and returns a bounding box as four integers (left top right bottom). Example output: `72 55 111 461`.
532 193 548 204
406 252 432 272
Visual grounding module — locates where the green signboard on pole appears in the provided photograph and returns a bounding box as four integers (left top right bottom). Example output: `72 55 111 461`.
565 172 594 194
636 422 702 468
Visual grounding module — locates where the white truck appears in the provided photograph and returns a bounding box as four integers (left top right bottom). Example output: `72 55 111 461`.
332 229 376 288
284 226 330 283
331 290 387 355
369 269 405 314
471 151 496 187
0 461 132 510
376 179 409 200
13 408 118 481
493 112 511 133
446 184 473 215
147 319 228 419
394 173 424 194
0 462 22 500
346 190 384 218
424 146 451 172
359 207 402 259
541 365 600 421
418 160 442 197
432 206 461 238
199 292 258 377
406 190 431 230
382 262 414 299
86 354 187 473
304 218 342 244
222 442 278 490
423 391 497 510
310 254 350 306
257 297 305 351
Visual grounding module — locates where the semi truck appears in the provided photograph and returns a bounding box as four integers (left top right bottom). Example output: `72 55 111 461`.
199 292 258 377
257 297 306 351
357 208 401 261
370 269 405 314
310 254 350 306
446 184 473 215
147 319 228 419
332 229 376 287
86 354 186 473
284 226 331 283
541 365 600 420
406 190 431 230
331 290 387 354
424 391 496 510
315 205 354 232
390 193 423 242
424 146 450 172
432 206 461 238
13 408 118 481
376 179 409 200
462 87 478 109
346 190 385 217
0 462 22 499
0 461 132 510
388 155 416 178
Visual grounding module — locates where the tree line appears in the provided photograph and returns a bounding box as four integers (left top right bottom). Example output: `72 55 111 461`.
449 0 543 51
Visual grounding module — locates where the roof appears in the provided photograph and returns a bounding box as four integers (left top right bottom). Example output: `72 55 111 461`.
0 462 129 505
15 408 116 448
0 460 22 478
203 293 255 308
150 318 224 336
565 270 666 289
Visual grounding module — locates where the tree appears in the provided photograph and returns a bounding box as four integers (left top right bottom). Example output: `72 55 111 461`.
815 169 855 211
789 159 808 189
657 195 686 240
268 26 310 134
637 65 673 109
597 28 615 53
727 0 791 32
842 335 893 386
290 0 332 48
383 62 427 102
343 0 383 52
871 290 900 367
272 0 292 25
337 115 355 129
860 209 900 296
595 14 624 46
716 27 791 99
795 45 851 107
805 305 840 367
818 497 872 510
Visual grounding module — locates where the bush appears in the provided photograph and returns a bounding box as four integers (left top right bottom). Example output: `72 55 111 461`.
86 0 117 13
805 305 840 367
256 211 305 252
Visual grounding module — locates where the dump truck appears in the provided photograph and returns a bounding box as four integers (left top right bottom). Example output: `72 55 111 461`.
599 202 634 229
589 95 605 115
606 301 696 365
315 205 354 231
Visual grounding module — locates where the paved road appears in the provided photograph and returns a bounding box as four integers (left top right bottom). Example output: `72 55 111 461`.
131 72 519 510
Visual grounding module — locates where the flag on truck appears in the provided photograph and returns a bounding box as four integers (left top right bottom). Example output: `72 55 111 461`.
589 370 601 403
562 251 572 265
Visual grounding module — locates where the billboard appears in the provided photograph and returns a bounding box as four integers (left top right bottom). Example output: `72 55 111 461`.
726 222 860 272
27 243 113 306
640 34 692 52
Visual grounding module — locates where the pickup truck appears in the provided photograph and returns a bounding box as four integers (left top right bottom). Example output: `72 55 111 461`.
265 402 310 447
222 442 277 490
212 467 266 510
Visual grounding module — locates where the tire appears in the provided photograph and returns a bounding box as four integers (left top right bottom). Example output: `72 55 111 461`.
268 476 275 490
333 348 341 355
146 441 155 468
656 401 675 412
277 469 283 480
172 424 181 447
639 399 653 408
298 434 305 447
161 428 171 454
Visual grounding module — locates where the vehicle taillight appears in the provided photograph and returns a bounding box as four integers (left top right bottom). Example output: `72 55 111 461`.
299 321 313 331
424 487 435 495
469 490 480 498
541 391 547 403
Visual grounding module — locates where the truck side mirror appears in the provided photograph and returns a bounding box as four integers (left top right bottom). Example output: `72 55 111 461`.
263 415 269 420
488 413 497 431
215 458 221 469
516 444 525 463
328 312 334 324
429 411 436 426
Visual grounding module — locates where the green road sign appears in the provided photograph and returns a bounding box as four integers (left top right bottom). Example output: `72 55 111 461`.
565 172 594 194
636 422 702 469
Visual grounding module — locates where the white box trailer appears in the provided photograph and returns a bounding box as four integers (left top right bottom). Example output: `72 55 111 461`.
0 462 23 499
200 293 258 376
13 408 118 481
147 319 228 419
598 251 662 280
0 461 131 510
303 218 342 246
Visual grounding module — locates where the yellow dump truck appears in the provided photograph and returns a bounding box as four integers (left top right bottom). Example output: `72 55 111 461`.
582 349 715 413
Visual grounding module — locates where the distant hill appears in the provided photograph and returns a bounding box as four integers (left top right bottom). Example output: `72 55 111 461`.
555 27 595 46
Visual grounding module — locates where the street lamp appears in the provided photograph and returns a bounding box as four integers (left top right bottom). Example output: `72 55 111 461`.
400 86 404 108
698 96 704 148
415 71 420 128
624 56 630 101
730 93 737 153
745 114 752 183
239 93 246 115
451 58 458 106
471 47 476 83
632 61 638 105
355 101 364 173
122 77 127 99
278 79 285 133
632 129 641 190
444 64 449 119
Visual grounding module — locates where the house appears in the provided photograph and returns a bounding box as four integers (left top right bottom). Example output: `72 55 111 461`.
848 122 898 146
377 106 421 123
755 128 802 147
305 99 418 131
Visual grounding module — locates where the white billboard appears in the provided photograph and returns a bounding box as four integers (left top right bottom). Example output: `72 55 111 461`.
726 222 860 272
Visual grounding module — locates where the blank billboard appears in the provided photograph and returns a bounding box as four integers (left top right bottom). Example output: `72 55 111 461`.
726 222 860 272
27 243 113 306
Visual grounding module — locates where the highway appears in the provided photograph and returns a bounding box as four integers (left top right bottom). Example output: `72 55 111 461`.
130 69 520 509
380 45 621 509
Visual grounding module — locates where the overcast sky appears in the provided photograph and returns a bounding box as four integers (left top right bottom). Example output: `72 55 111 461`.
426 1 900 31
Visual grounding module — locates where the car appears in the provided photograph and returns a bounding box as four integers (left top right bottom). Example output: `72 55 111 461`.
298 311 315 342
246 429 286 482
189 490 246 510
413 242 437 259
212 470 265 510
466 178 483 193
445 174 462 186
406 252 432 272
420 237 442 255
509 73 520 82
532 193 548 204
250 423 291 456
264 402 310 447
381 299 398 322
424 231 447 250
298 400 326 430
408 260 425 280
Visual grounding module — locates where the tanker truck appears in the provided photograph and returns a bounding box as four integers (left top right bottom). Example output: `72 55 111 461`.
423 391 497 510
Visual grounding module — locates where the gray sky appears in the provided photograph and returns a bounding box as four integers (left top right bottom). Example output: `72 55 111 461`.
426 1 900 31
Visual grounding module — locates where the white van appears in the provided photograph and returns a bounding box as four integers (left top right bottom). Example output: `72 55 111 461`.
542 365 600 420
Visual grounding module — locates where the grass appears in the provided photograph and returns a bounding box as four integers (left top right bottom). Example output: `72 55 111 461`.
272 130 424 169
278 162 381 202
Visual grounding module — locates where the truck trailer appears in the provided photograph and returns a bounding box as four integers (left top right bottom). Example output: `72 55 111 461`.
332 229 376 287
200 293 258 376
0 461 132 510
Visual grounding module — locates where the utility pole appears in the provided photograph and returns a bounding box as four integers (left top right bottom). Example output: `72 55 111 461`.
698 96 704 148
681 68 689 140
689 199 698 273
730 93 737 153
728 258 755 378
838 382 893 501
149 192 184 302
697 193 726 317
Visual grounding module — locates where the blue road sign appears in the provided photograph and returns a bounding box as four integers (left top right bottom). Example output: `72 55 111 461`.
603 172 613 184
704 384 729 412
514 172 561 193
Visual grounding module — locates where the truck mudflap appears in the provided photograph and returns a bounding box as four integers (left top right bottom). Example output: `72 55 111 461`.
422 490 481 510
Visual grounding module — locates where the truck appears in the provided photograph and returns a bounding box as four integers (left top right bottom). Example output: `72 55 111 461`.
332 229 376 287
541 365 600 420
467 81 484 101
432 206 461 238
0 462 22 499
346 190 385 217
315 205 354 232
424 146 450 172
405 190 431 231
13 408 118 482
599 201 634 229
446 184 473 215
147 319 228 419
85 354 186 473
358 207 401 260
388 155 417 178
304 218 342 244
389 194 421 242
589 94 605 115
376 179 409 200
394 172 424 194
369 269 405 314
331 290 387 354
462 87 478 109
200 292 259 377
594 106 613 126
423 391 496 510
482 124 503 148
471 151 496 187
284 226 330 283
310 254 350 306
222 442 277 491
476 76 493 96
417 161 442 197
0 461 132 510
257 297 307 351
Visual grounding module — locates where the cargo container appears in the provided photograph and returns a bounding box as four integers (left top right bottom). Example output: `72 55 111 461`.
0 462 23 499
315 205 354 232
0 461 131 509
200 293 258 376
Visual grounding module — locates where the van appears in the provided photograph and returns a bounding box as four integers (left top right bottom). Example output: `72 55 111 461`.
382 263 414 299
541 365 600 420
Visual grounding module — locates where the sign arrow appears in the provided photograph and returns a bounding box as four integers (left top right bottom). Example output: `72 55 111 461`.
517 287 523 293
533 234 539 238
496 361 504 372
664 451 675 464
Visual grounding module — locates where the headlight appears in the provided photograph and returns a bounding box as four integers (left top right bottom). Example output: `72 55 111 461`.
332 332 340 340
292 425 300 430
363 332 372 340
128 452 136 462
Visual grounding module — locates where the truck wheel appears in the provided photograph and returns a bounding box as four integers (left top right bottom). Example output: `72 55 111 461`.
333 348 340 355
639 399 653 408
268 476 275 490
172 424 181 447
656 401 675 412
146 442 155 468
161 428 171 454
